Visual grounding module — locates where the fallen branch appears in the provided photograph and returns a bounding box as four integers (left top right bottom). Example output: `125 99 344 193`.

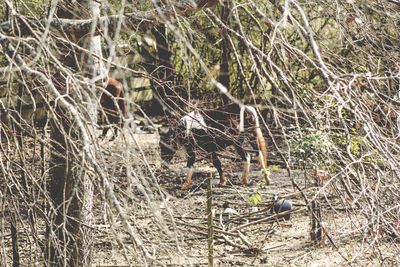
230 207 305 232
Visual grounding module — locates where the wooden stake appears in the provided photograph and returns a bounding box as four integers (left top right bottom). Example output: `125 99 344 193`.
207 174 214 267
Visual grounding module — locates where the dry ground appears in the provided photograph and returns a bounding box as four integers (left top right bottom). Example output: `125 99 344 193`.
1 130 399 266
92 131 399 267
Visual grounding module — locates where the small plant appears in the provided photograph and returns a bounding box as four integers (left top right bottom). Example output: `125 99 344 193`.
290 128 332 171
330 132 363 158
248 193 262 207
260 167 271 184
269 165 282 172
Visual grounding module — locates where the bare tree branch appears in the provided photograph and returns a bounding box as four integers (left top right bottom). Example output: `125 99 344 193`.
1 0 221 35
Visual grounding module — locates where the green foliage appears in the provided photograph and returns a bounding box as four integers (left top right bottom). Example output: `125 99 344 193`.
329 132 383 165
291 129 332 170
330 133 363 158
291 127 385 172
16 0 47 16
269 165 282 172
248 193 262 207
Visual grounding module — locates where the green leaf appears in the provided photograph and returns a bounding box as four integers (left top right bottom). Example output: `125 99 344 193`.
249 193 262 206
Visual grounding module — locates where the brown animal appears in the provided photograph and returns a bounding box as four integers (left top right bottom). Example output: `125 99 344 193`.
100 78 127 140
159 103 269 190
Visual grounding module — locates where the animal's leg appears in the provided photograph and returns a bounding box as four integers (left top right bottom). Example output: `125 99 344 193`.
250 139 262 168
109 131 116 141
100 127 109 139
212 152 227 186
182 147 196 190
109 126 120 141
235 144 251 185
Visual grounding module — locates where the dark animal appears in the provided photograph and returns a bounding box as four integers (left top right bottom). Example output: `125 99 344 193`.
100 78 127 140
159 103 269 190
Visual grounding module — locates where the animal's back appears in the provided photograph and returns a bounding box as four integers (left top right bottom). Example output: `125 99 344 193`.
101 78 126 122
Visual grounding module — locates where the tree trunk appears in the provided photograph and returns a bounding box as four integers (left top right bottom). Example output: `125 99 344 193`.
152 24 185 113
46 1 104 266
219 1 231 105
10 211 20 267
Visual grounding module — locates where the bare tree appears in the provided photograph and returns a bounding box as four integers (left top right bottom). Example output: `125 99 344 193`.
44 1 105 265
1 0 399 266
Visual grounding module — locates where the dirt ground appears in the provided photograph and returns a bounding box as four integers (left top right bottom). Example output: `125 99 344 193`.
92 131 399 267
1 130 398 266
